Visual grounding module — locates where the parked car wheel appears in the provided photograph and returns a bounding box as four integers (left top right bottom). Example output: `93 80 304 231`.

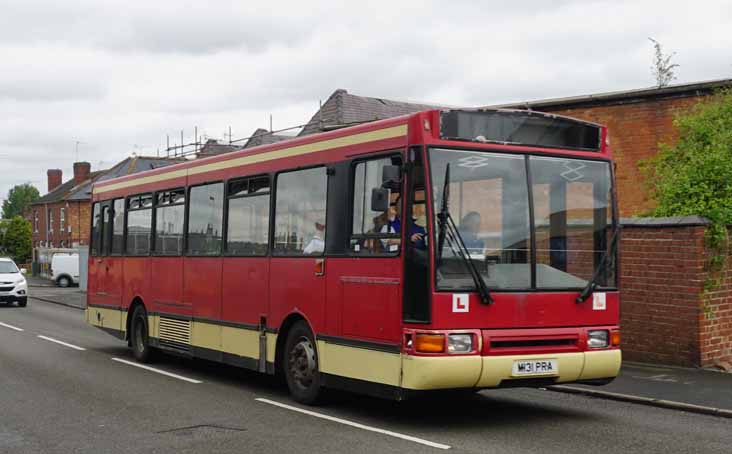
17 297 27 307
57 276 71 288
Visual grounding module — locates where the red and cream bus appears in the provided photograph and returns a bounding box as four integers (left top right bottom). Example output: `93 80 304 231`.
87 108 620 403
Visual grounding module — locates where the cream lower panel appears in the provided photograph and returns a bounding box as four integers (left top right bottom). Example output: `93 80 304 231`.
220 325 260 359
401 356 483 390
86 306 126 334
317 341 402 387
580 349 622 380
477 352 585 387
193 321 222 352
148 315 159 339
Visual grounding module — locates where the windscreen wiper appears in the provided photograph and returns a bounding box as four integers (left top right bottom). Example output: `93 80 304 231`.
576 224 620 304
436 164 493 305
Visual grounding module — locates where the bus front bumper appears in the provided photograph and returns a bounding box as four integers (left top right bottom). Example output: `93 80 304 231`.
401 349 621 390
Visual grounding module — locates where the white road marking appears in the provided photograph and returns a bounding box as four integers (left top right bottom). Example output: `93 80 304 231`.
37 335 86 351
111 358 203 384
255 398 451 450
0 321 24 331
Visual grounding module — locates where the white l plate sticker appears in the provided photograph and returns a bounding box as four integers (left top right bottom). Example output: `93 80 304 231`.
453 293 469 313
593 292 607 310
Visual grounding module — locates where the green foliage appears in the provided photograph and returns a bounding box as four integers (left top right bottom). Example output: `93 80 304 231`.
2 183 40 219
643 89 732 249
0 216 32 263
644 90 732 318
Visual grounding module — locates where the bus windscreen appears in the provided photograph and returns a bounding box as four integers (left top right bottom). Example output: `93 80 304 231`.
440 110 602 151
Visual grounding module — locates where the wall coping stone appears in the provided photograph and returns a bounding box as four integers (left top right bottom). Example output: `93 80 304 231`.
620 216 711 227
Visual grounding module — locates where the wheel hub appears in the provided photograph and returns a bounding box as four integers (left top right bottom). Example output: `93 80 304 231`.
288 337 316 390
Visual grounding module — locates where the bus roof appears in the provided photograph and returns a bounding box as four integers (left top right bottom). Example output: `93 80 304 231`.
92 108 607 199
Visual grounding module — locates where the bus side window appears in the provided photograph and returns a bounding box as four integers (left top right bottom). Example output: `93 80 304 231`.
90 202 102 256
125 194 153 255
111 198 125 255
273 167 327 255
101 204 111 255
153 189 185 256
225 176 270 256
187 182 224 256
350 156 402 255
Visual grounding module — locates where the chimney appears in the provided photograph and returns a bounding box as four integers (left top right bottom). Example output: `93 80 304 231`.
73 161 91 186
47 169 62 192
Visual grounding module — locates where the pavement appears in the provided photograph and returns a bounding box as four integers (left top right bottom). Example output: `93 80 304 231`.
552 362 732 417
26 276 86 310
1 299 731 453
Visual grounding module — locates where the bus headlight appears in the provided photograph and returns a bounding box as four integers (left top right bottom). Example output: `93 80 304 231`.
587 330 609 349
447 334 473 354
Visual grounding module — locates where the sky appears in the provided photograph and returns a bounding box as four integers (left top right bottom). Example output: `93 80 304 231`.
1 0 731 204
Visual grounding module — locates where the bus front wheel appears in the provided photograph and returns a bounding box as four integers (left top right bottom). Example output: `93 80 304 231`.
284 321 323 405
130 306 154 363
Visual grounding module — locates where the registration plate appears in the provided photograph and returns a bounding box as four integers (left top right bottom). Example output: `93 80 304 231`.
512 359 558 376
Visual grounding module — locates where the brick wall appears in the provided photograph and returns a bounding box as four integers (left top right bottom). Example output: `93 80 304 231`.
619 217 731 368
699 253 732 367
537 95 713 217
30 201 91 248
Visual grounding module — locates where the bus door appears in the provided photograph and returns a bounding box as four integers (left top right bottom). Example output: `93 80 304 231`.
332 154 406 343
88 201 105 306
103 198 125 309
269 167 329 336
89 201 112 306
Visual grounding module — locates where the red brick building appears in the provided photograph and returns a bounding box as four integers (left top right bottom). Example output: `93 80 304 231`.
500 78 732 216
27 157 184 250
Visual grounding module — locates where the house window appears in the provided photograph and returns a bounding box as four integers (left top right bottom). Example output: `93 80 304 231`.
33 210 39 233
48 209 54 233
60 208 66 232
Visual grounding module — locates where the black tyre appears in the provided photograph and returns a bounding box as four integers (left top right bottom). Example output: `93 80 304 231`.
57 276 71 288
17 297 27 308
284 321 323 405
130 306 154 363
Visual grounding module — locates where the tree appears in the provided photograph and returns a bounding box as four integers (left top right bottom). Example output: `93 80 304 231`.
1 216 32 263
649 37 679 88
643 90 732 242
2 183 40 219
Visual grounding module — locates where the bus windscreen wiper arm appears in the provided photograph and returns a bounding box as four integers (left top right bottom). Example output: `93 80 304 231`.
576 225 620 304
436 163 493 305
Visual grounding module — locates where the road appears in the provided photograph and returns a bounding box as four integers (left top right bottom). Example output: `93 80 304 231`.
1 299 730 454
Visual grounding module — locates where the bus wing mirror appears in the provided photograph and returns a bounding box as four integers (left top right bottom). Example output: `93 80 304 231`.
371 188 390 212
381 165 401 189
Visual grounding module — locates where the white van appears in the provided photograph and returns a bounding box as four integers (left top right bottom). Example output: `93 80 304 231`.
51 254 79 287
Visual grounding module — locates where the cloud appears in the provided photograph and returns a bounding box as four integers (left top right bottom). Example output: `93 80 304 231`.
1 0 732 203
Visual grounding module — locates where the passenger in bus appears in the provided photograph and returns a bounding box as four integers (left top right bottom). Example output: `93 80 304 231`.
303 222 325 254
379 204 427 251
458 211 484 252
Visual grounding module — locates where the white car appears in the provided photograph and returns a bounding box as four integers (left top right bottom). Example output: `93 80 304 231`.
0 257 28 307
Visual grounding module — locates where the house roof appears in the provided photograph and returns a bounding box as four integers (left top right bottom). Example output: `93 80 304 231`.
298 89 444 136
243 128 291 148
33 156 184 205
196 139 241 157
95 156 186 184
34 170 106 205
494 78 732 111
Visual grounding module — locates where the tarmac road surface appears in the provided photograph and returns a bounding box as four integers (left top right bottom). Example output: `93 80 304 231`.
1 299 730 454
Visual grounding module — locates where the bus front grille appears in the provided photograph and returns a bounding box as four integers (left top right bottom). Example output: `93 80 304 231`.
158 317 191 352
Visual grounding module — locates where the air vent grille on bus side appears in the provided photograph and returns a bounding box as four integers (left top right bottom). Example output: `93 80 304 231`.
158 317 191 352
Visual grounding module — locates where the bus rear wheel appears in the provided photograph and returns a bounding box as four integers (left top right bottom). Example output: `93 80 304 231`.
284 321 323 405
130 306 154 363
